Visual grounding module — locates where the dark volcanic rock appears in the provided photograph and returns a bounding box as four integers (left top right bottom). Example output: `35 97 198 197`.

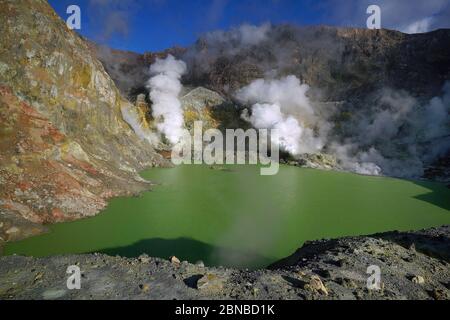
185 26 450 100
0 226 448 300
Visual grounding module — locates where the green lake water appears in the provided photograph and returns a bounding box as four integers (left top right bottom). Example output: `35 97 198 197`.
4 165 450 269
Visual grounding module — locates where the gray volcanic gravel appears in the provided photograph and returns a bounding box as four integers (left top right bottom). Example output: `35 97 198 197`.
0 226 448 300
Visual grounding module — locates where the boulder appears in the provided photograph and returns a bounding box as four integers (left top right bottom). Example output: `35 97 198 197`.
305 275 329 295
196 273 224 292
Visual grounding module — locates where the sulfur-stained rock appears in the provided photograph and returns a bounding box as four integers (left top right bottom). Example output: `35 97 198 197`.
411 275 425 284
0 0 167 235
170 256 181 265
305 275 329 295
196 273 224 292
139 284 150 293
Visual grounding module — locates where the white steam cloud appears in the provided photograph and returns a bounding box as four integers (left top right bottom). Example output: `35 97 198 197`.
334 82 450 177
236 76 450 178
236 76 324 155
146 55 187 145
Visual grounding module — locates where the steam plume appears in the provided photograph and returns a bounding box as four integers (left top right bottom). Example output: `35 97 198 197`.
236 77 449 178
146 55 187 145
236 76 324 155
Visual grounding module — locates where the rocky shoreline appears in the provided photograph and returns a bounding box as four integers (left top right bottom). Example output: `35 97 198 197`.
0 225 448 300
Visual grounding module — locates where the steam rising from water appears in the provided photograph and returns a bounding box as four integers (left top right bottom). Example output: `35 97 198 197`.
147 55 187 145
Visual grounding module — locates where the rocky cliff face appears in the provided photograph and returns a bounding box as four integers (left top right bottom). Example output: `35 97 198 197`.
87 43 186 101
184 26 450 99
94 25 450 103
0 0 166 242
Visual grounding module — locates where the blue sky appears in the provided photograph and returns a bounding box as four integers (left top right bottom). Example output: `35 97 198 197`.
48 0 450 53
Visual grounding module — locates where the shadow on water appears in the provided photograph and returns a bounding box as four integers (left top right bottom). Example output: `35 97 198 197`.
412 180 450 211
92 237 274 269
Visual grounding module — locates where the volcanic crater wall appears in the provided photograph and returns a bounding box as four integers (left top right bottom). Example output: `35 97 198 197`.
0 0 166 242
